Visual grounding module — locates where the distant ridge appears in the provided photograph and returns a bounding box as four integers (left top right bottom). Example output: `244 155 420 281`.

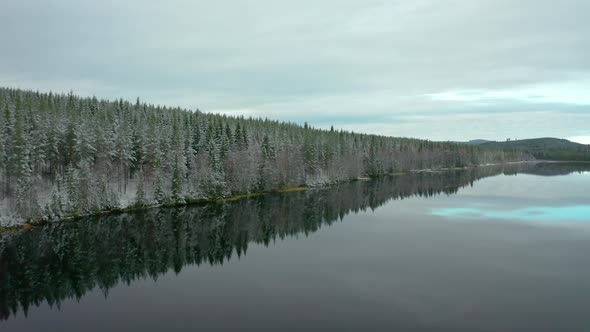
465 139 493 145
481 137 590 161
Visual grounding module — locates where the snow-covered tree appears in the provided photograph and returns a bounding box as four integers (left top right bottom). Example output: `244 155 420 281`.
0 87 534 225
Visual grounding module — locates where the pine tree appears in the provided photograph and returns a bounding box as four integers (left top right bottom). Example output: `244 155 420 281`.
134 168 147 207
65 166 80 215
10 108 25 176
15 152 39 221
153 166 166 204
0 108 5 179
171 157 184 204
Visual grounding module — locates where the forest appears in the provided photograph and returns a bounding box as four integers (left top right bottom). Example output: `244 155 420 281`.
0 87 532 226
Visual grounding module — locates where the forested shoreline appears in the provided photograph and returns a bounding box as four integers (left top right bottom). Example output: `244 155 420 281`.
2 162 588 321
4 162 574 321
0 87 532 226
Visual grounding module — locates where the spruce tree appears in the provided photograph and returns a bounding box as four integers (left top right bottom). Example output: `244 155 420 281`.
134 168 147 207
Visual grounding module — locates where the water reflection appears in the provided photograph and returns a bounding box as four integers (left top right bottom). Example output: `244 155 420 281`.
1 162 589 321
433 205 590 223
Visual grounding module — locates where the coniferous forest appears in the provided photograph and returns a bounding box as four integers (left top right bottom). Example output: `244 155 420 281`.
0 87 532 226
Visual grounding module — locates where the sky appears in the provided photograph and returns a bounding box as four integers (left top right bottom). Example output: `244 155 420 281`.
1 0 589 142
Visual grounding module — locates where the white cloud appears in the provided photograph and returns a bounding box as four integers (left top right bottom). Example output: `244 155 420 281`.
428 78 590 106
1 0 590 140
569 136 590 144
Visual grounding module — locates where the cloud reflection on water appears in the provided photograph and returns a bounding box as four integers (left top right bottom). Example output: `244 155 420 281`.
433 205 590 223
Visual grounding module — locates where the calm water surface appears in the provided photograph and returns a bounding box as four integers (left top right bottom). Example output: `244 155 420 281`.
1 162 590 331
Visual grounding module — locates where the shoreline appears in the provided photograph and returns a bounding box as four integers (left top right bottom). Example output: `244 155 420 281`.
407 159 536 173
0 159 550 234
0 186 310 234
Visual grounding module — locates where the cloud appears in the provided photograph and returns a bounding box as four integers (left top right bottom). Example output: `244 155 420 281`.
1 0 589 140
569 136 590 145
432 205 590 226
428 78 590 106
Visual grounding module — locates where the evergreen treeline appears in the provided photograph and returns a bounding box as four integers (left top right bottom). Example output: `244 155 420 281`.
0 87 532 225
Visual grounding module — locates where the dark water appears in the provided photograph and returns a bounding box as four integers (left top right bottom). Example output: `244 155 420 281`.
1 162 590 331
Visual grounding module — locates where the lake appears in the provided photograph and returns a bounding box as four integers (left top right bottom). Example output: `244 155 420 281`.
1 162 590 331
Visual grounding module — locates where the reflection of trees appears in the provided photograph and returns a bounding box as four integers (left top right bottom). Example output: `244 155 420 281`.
501 162 590 177
1 162 588 320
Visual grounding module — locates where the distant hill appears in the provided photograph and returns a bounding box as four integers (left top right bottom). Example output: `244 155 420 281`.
465 139 493 145
453 139 492 145
481 138 590 161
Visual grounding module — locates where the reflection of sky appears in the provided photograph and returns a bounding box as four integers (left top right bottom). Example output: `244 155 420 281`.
433 205 590 222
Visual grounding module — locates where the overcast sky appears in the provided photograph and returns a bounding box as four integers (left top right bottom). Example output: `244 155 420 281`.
1 0 589 142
